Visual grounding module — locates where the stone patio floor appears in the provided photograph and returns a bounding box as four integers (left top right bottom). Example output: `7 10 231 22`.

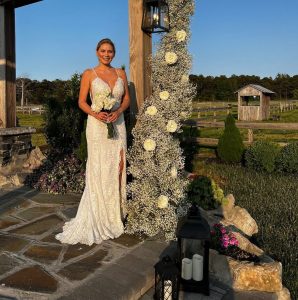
0 185 231 300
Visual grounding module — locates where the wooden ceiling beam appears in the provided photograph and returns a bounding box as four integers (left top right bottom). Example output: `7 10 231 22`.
0 0 42 8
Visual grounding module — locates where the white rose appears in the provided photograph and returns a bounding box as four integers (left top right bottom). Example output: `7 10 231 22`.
166 120 178 133
145 106 158 116
180 111 188 118
170 166 178 178
159 91 170 101
165 52 178 65
143 139 156 151
91 103 103 113
181 74 189 83
176 30 187 42
157 195 169 209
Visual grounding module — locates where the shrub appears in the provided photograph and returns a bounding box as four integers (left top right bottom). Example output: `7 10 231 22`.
217 114 244 163
179 126 200 172
75 119 88 167
44 97 85 151
187 176 227 210
275 142 298 173
245 140 280 173
25 150 85 194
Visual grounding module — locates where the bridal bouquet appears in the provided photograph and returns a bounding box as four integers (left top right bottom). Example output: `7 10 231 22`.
91 88 117 139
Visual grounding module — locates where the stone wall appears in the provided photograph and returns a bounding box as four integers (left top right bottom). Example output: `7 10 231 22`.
0 127 36 167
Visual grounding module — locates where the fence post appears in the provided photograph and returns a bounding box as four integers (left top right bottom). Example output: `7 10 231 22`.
248 129 254 144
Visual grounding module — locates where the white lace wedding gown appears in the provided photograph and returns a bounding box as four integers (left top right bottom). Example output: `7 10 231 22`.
56 69 126 245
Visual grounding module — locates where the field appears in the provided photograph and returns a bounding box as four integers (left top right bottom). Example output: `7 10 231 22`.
17 113 47 147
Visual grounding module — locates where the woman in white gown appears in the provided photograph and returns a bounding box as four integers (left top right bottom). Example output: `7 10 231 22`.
56 38 130 245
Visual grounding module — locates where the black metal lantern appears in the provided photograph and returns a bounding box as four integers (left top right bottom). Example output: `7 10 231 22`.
142 0 170 34
154 256 180 300
176 204 210 295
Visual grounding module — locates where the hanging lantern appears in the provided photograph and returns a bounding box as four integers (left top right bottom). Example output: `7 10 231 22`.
176 204 210 295
154 255 180 300
142 0 170 34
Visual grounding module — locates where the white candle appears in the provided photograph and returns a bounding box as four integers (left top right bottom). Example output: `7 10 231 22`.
192 254 203 281
181 258 192 280
164 280 172 300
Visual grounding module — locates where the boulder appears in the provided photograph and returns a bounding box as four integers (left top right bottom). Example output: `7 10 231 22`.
232 231 264 256
221 206 258 236
10 173 26 186
23 147 46 170
0 174 10 187
230 260 283 293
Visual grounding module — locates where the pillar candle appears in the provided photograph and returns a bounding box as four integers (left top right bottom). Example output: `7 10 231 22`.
181 258 192 280
192 254 203 281
164 280 172 300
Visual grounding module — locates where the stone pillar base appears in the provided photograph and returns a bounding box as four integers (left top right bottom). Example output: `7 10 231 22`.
0 127 36 171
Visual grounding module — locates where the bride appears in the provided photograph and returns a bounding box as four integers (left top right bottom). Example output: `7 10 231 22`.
56 38 130 245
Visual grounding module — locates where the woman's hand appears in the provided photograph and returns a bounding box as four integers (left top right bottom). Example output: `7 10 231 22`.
94 111 109 122
107 110 121 123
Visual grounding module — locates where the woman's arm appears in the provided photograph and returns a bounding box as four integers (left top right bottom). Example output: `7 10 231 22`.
108 69 130 122
78 69 108 122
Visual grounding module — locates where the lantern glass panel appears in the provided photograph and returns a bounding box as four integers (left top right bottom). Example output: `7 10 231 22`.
181 238 204 259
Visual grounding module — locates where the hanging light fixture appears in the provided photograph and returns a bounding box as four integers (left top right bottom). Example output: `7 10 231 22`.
142 0 170 34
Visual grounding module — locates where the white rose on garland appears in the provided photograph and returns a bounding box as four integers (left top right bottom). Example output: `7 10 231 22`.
145 106 158 116
176 30 187 42
181 74 189 83
166 120 178 132
170 166 178 178
165 52 178 65
180 111 188 118
143 139 156 151
157 195 169 209
159 91 170 101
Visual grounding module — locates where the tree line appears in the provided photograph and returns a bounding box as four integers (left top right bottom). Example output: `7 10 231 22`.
190 73 298 101
16 73 298 105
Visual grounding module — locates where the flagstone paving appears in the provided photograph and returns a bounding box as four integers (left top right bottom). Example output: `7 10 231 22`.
0 185 229 300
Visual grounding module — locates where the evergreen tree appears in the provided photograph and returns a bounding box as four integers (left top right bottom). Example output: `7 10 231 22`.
217 114 244 163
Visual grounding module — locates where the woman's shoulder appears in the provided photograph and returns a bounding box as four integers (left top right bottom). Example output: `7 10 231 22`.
116 68 127 79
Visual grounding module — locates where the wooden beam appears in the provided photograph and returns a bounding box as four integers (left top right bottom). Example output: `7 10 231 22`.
0 0 42 8
129 0 152 110
0 5 16 128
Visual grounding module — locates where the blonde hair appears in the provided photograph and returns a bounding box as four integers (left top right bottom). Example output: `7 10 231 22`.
96 38 116 54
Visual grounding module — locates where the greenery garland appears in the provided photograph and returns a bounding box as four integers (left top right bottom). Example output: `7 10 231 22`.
126 0 196 240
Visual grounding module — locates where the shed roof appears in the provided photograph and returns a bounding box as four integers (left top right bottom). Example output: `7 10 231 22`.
235 84 275 94
0 0 41 8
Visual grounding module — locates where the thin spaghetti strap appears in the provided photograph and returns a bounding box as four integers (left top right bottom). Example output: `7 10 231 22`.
115 68 120 78
92 68 98 78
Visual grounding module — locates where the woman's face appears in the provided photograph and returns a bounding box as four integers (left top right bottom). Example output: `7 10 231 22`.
97 43 115 66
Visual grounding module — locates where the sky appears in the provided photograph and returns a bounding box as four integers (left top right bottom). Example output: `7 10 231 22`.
15 0 298 81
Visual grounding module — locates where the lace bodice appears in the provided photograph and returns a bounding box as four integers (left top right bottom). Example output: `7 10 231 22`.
91 71 125 111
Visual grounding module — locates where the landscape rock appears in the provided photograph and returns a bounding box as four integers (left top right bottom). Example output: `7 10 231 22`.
23 147 46 170
232 231 264 256
209 250 283 293
221 205 258 236
0 174 10 187
230 260 283 292
276 287 291 300
10 173 25 186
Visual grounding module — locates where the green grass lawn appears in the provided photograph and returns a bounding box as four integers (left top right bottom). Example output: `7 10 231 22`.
193 159 298 299
17 113 47 147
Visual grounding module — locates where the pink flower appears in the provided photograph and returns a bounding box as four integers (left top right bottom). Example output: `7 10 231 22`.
223 234 229 240
222 241 229 248
220 227 226 234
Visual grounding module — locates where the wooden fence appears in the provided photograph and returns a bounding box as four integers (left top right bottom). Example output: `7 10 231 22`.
16 105 45 114
184 119 298 147
193 101 298 122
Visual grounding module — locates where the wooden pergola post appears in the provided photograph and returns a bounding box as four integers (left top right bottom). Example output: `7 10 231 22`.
0 4 16 128
129 0 152 110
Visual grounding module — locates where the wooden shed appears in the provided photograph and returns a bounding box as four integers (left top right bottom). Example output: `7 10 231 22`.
236 84 275 121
